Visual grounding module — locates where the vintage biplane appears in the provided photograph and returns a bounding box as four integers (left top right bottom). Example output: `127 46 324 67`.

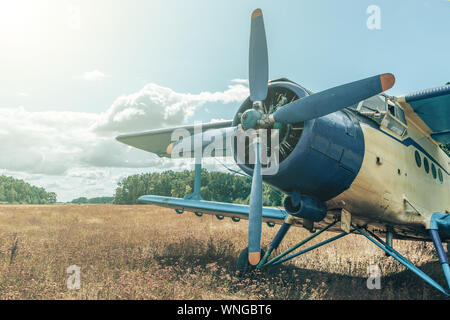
116 9 450 295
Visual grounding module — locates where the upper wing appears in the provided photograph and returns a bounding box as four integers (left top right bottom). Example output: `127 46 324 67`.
397 84 450 144
116 120 233 158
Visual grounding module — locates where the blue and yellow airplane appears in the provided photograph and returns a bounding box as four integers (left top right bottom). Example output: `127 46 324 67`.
116 9 450 296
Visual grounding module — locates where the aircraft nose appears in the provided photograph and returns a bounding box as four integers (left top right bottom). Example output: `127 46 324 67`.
260 110 365 201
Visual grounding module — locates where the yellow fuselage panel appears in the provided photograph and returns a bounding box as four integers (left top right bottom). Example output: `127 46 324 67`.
330 122 449 230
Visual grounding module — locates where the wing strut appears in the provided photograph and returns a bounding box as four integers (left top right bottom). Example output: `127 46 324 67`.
184 139 203 201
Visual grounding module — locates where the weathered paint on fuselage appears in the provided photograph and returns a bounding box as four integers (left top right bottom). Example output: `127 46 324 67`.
235 80 449 241
328 108 450 240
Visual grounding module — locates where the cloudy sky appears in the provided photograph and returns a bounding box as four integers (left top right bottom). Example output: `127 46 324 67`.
0 0 449 201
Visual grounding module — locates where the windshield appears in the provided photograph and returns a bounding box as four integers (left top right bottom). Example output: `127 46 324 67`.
349 95 408 136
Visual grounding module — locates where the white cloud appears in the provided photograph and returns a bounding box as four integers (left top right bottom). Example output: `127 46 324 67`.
94 81 248 133
0 80 249 201
210 118 229 123
231 78 249 85
76 69 110 81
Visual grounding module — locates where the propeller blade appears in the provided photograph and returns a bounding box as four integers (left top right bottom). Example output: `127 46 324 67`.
249 8 269 102
248 139 263 265
272 73 395 124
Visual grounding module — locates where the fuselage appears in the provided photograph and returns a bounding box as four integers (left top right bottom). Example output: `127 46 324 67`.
329 109 450 239
235 80 449 241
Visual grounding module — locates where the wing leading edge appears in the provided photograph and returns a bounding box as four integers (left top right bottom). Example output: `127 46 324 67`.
138 195 287 225
116 120 233 158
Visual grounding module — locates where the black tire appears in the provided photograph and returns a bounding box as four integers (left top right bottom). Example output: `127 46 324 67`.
236 247 251 274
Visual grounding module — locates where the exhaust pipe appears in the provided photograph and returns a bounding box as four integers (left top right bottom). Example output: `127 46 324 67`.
284 191 327 222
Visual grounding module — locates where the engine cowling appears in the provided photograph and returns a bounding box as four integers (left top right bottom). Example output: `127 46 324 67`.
233 78 365 202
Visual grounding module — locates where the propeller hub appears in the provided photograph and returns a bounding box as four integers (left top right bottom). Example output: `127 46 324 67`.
241 109 262 130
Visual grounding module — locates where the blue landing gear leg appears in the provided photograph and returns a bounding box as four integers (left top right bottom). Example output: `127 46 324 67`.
429 212 450 293
430 229 450 292
257 221 292 267
352 223 450 297
385 227 393 257
256 219 349 269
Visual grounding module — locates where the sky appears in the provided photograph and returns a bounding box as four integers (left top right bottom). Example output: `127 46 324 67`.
0 0 449 201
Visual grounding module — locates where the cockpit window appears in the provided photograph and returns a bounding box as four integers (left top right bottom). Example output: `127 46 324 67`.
358 95 386 113
394 103 407 125
350 95 407 137
388 104 395 117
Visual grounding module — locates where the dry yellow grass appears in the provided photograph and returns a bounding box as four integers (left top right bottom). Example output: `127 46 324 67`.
0 204 446 300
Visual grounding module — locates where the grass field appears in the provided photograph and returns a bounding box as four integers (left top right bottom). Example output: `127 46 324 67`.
0 204 447 300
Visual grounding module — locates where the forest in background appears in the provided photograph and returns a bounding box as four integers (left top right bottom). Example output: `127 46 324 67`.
0 176 56 204
70 197 114 204
0 170 284 206
113 169 285 206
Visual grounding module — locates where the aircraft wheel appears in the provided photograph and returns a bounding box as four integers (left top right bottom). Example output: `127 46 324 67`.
236 247 265 276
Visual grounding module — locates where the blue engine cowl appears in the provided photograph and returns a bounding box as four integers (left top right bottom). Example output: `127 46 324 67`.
283 192 327 222
233 79 365 202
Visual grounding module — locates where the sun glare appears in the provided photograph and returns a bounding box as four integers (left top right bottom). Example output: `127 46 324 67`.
0 1 39 42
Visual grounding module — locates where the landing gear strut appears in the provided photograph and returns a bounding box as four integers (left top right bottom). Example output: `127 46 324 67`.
236 218 343 274
235 215 450 297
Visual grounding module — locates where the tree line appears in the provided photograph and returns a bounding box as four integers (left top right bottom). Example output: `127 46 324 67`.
70 196 114 204
0 175 57 204
113 169 285 206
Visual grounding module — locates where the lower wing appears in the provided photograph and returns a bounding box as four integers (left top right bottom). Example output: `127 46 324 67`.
138 195 287 226
138 195 448 242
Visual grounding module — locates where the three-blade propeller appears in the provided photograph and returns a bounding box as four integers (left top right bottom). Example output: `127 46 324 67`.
170 8 396 266
244 8 395 266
